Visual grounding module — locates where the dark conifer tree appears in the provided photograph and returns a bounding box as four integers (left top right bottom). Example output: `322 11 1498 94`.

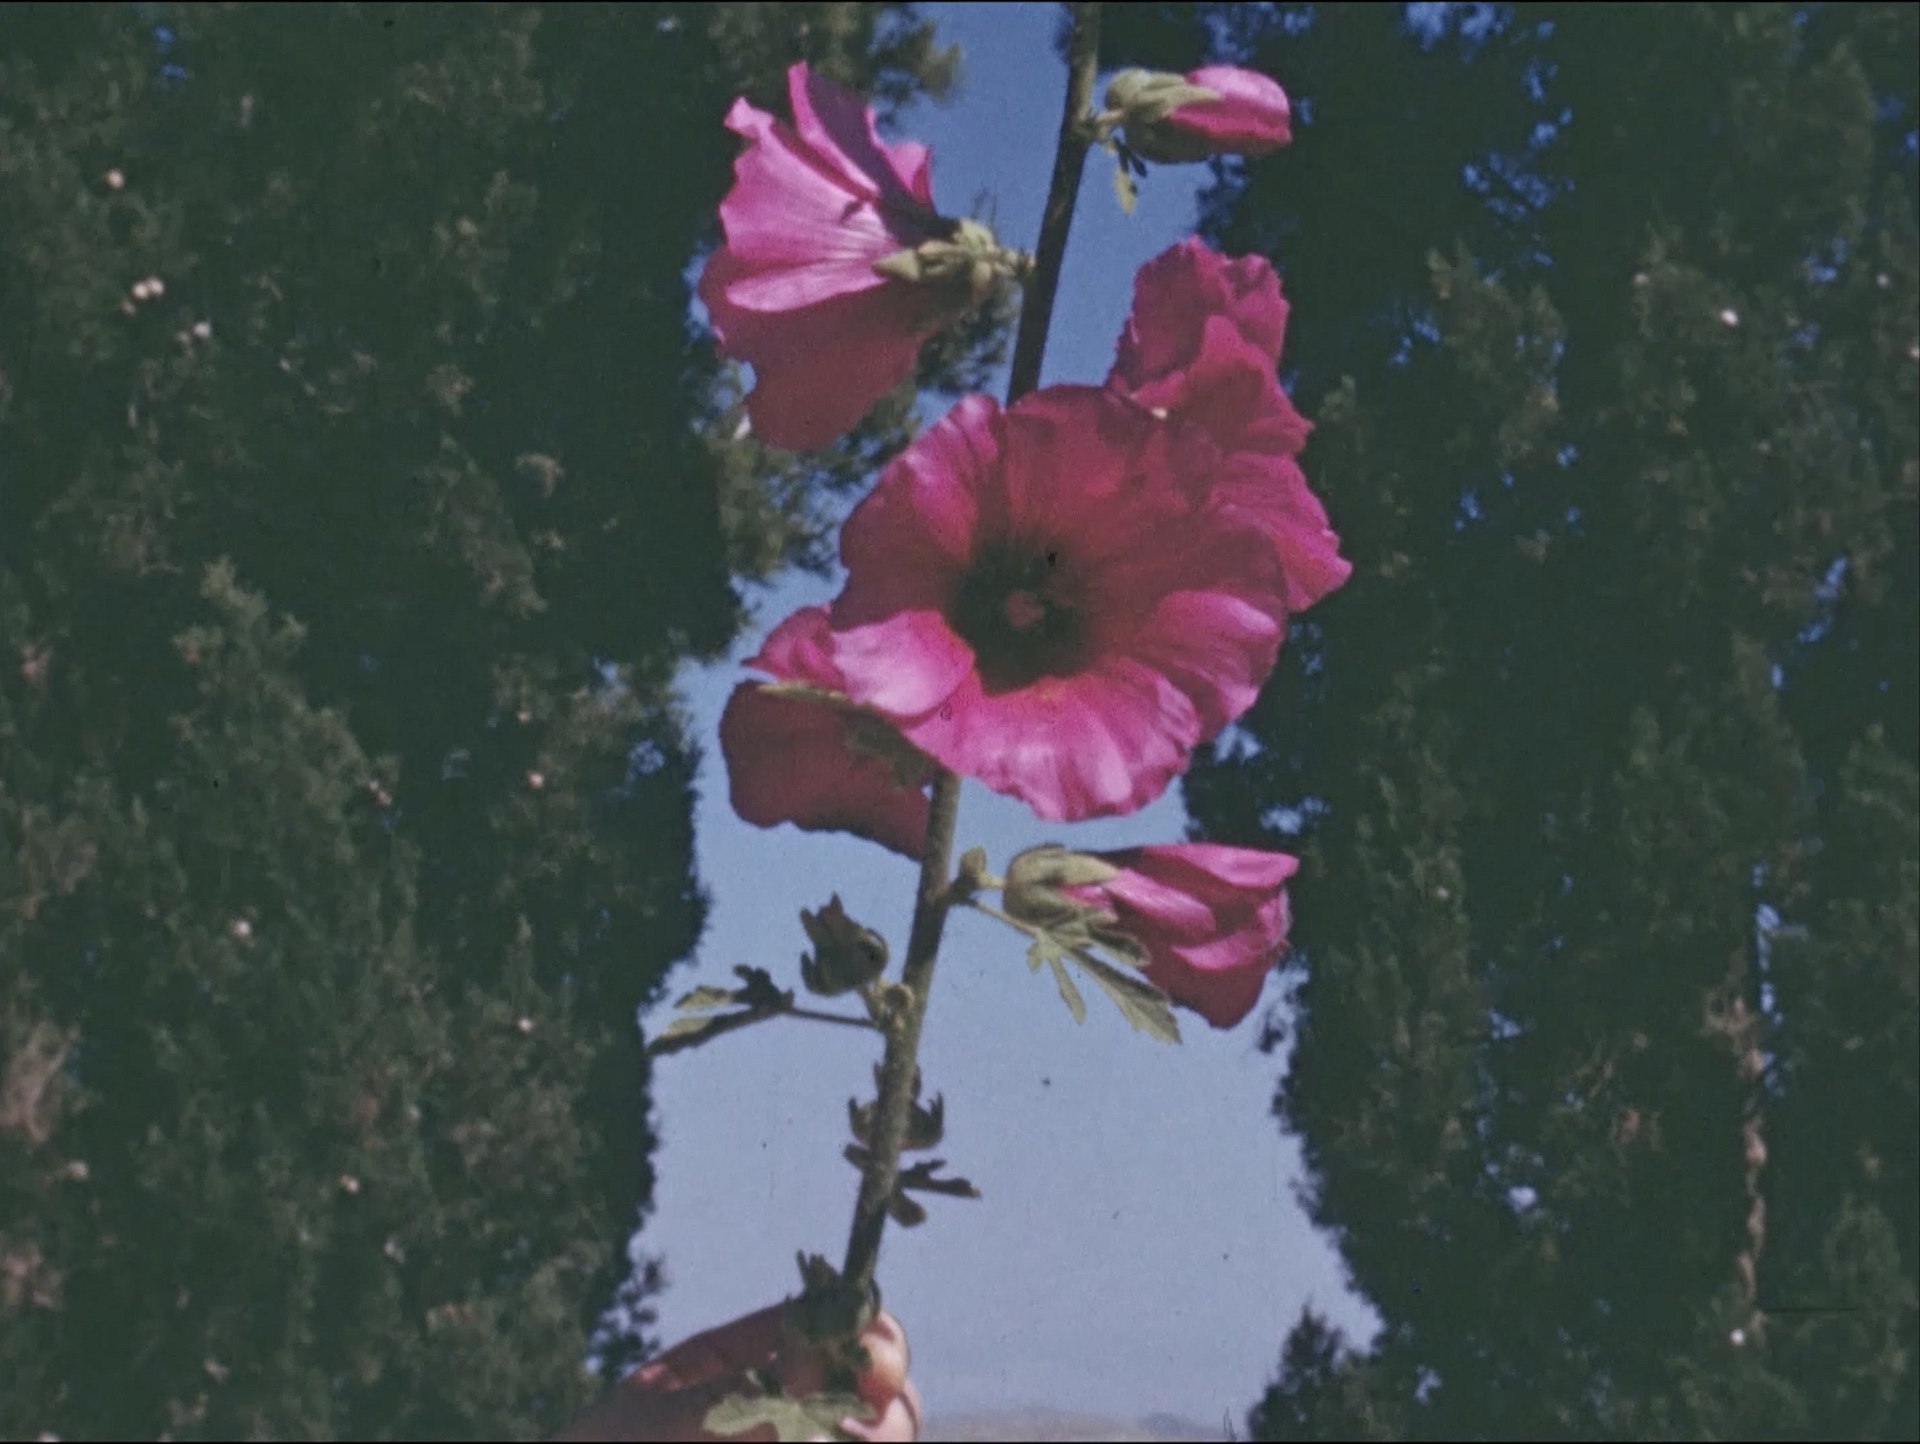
1104 4 1917 1436
0 5 993 1437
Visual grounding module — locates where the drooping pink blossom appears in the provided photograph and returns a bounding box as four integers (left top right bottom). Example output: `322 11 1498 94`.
1062 844 1299 1029
1110 239 1350 615
827 387 1288 823
1165 66 1294 158
719 607 933 859
697 63 957 452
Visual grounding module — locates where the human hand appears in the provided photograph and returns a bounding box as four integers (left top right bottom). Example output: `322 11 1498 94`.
554 1303 920 1442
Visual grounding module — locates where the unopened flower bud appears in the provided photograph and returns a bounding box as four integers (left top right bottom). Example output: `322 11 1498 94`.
1106 65 1292 165
799 894 888 996
1003 844 1122 930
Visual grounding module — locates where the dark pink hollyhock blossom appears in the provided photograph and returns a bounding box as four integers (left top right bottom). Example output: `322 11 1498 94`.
1111 238 1302 450
828 388 1287 823
1064 844 1299 1030
698 63 954 452
1111 239 1350 615
1166 66 1293 158
720 606 933 859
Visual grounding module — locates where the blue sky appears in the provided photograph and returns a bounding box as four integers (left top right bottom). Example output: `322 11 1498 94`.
640 3 1374 1425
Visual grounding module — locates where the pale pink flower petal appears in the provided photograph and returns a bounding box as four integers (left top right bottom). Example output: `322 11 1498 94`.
788 63 936 210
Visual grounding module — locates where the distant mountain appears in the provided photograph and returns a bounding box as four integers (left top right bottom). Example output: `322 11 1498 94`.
923 1406 1227 1442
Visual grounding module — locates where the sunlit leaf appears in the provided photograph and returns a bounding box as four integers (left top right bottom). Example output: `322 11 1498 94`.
1047 953 1087 1024
673 984 736 1012
1069 948 1181 1044
704 1388 873 1442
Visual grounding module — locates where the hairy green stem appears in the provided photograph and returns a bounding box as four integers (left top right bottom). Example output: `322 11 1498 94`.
836 0 1104 1313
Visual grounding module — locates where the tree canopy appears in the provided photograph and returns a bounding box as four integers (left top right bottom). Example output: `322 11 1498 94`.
0 5 991 1437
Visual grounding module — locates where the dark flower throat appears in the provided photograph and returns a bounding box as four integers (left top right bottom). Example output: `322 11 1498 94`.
950 543 1092 694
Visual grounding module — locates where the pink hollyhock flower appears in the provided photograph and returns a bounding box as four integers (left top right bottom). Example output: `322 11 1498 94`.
827 387 1287 823
1111 239 1350 615
1105 66 1293 165
719 606 933 859
1062 844 1299 1030
699 63 982 452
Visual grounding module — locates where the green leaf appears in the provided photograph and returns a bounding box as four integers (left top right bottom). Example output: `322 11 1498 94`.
704 1388 873 1442
1047 953 1087 1025
1026 931 1063 973
1113 161 1138 215
1069 948 1181 1044
673 984 736 1013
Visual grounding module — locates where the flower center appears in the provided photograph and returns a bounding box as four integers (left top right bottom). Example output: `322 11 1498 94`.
951 544 1091 694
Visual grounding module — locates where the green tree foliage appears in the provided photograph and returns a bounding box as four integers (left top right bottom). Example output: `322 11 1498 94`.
1113 4 1918 1436
0 5 987 1437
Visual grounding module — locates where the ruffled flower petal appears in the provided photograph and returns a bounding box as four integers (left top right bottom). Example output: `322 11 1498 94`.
699 64 959 451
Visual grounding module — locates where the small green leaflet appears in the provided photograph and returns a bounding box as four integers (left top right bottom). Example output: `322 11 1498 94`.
704 1388 874 1442
673 984 736 1012
1069 946 1181 1044
1113 159 1138 215
1025 930 1179 1041
1048 953 1087 1024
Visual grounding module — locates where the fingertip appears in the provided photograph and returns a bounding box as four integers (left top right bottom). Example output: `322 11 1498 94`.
855 1312 910 1405
837 1386 920 1443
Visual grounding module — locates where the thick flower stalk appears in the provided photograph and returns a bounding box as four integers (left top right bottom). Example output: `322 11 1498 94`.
699 62 1015 452
826 386 1288 822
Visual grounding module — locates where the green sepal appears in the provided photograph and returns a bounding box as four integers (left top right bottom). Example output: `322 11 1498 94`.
898 1157 981 1200
799 896 889 996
